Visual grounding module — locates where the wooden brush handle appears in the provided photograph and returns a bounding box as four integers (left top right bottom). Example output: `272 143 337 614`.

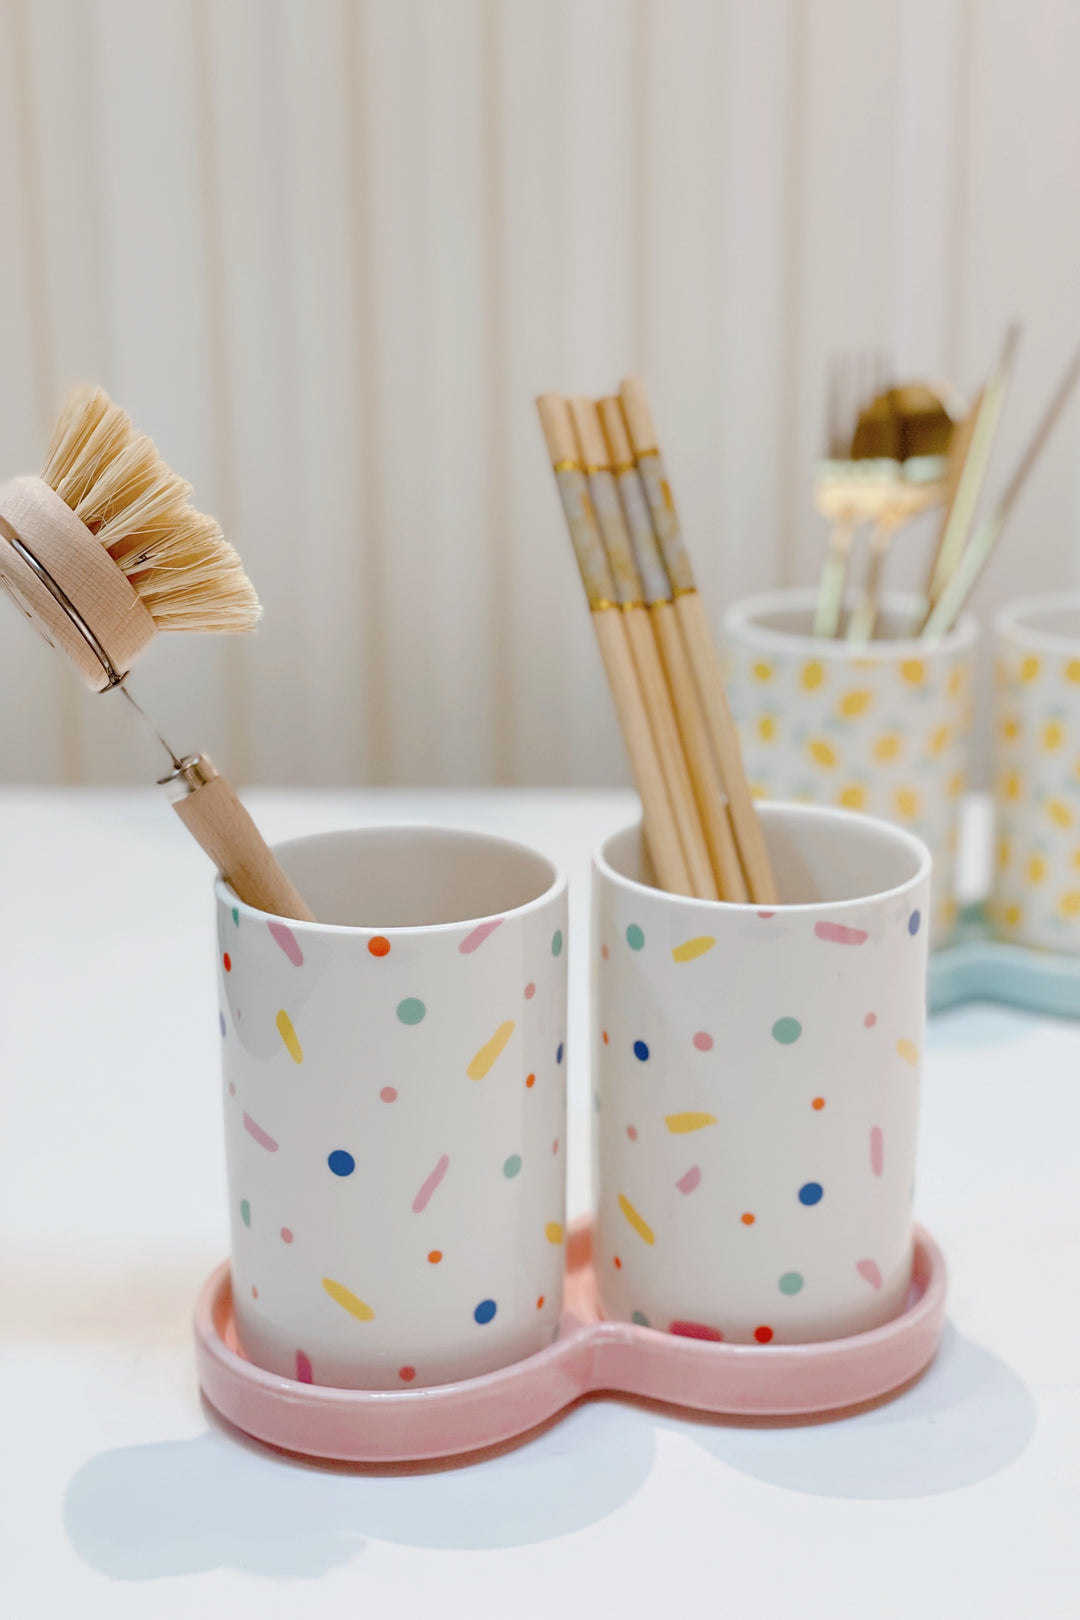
167 757 315 921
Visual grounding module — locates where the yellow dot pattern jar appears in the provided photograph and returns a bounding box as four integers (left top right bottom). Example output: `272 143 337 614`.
724 589 978 944
992 593 1080 953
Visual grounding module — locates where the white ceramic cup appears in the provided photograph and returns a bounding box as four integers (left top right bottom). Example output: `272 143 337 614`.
593 802 930 1344
723 588 976 942
218 826 568 1390
992 592 1080 951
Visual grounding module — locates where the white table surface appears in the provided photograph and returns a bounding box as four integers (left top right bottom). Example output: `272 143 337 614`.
2 788 1078 1619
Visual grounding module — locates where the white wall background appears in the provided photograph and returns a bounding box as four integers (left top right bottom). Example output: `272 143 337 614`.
2 0 1079 787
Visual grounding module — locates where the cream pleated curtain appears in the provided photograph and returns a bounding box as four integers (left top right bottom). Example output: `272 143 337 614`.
2 0 1079 785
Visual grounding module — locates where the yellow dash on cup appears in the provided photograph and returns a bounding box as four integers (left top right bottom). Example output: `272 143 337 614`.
467 1019 516 1080
322 1278 375 1321
896 1039 919 1067
671 936 717 964
618 1193 655 1245
665 1112 718 1134
276 1009 303 1064
545 1221 564 1245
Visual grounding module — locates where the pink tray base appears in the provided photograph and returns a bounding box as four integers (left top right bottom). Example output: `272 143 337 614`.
194 1220 947 1464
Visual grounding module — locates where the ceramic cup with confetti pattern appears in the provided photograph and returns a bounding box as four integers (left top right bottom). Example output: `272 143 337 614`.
723 589 977 942
217 825 568 1391
593 802 930 1344
991 592 1080 951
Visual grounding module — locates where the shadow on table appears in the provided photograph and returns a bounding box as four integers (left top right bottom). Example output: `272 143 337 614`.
654 1322 1036 1499
63 1323 1034 1580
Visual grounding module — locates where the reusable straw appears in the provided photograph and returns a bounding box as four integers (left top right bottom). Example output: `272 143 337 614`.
923 324 1020 617
923 340 1080 641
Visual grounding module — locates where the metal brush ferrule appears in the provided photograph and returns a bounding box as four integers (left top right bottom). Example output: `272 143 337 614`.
158 753 219 801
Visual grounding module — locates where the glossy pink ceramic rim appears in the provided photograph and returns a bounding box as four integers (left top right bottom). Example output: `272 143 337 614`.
194 1220 947 1463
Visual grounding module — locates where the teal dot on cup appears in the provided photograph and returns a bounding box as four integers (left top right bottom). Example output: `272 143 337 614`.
632 1310 650 1327
503 1154 522 1178
778 1271 804 1295
772 1016 802 1045
626 924 645 950
239 1199 251 1228
552 929 563 957
396 997 426 1026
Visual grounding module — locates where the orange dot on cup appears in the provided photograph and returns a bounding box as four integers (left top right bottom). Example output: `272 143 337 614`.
251 1285 258 1298
627 1125 638 1140
428 1250 442 1264
812 1097 825 1111
741 1212 755 1226
526 1073 536 1088
613 1255 622 1269
280 1227 293 1244
601 944 610 960
602 1030 609 1045
223 953 231 972
399 1366 416 1382
536 1295 545 1310
754 1325 774 1344
368 936 390 957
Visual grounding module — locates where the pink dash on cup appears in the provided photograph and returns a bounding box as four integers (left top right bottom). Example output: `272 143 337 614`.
670 1320 723 1342
814 920 868 946
380 1086 398 1103
692 1031 714 1052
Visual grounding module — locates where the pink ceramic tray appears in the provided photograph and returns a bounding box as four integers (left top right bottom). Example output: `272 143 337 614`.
195 1220 946 1464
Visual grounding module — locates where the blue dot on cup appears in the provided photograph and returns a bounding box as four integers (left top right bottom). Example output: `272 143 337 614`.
396 997 426 1026
798 1181 823 1206
219 1010 226 1038
556 1041 564 1064
633 1039 649 1061
328 1150 356 1177
772 1017 802 1045
626 924 645 951
474 1298 497 1325
908 910 921 936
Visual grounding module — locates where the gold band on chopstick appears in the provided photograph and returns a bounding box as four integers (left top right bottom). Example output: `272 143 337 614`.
552 457 581 474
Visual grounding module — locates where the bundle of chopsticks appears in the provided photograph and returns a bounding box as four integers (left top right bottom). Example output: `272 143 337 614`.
537 380 776 905
813 327 1080 643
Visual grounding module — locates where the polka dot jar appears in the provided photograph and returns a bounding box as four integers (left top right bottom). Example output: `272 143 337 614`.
218 826 568 1390
991 592 1080 952
593 802 930 1344
724 588 977 943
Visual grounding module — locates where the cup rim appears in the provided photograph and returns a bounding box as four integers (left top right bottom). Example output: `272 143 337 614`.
992 590 1080 657
594 801 931 915
723 586 978 659
216 822 567 935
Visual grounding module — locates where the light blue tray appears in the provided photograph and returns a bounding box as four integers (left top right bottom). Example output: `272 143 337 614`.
928 905 1080 1019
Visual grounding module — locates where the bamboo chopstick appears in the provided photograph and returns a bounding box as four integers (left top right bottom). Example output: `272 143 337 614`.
597 394 747 901
536 394 694 896
618 376 777 905
568 397 719 900
923 339 1080 641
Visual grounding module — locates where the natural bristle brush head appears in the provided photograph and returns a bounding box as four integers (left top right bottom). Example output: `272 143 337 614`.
0 385 260 690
